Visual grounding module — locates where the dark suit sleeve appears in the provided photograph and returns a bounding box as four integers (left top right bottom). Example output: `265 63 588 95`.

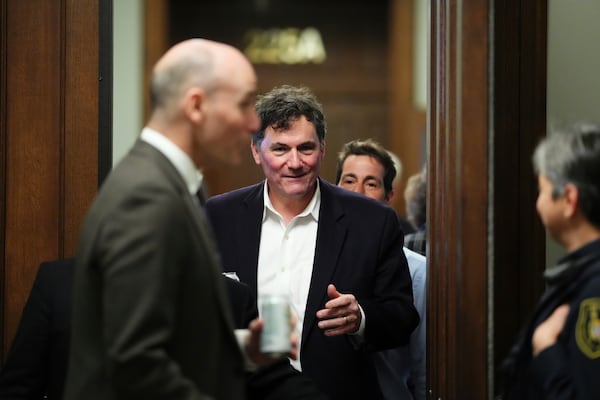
361 208 419 349
0 263 53 399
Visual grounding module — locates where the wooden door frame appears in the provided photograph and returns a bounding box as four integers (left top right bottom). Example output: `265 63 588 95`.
0 0 7 362
427 0 547 398
98 0 113 185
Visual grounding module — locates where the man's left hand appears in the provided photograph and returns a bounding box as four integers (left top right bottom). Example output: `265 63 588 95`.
316 284 362 336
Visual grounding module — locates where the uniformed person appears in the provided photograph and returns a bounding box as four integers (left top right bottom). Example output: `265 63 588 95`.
502 123 600 399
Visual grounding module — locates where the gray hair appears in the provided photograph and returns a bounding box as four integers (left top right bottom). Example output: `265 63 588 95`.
405 164 427 229
533 122 600 227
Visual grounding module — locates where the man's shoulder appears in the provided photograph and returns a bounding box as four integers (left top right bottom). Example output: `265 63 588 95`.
104 141 186 191
36 258 74 286
39 258 75 275
576 258 600 293
95 147 186 208
207 182 263 206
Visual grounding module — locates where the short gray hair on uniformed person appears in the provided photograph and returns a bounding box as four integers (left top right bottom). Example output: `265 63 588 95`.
533 122 600 228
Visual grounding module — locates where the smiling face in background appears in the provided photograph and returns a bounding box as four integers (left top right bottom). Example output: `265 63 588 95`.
252 115 325 206
338 154 390 203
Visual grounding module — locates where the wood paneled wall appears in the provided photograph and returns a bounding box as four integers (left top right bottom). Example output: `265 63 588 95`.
388 0 427 215
0 0 108 361
428 1 491 396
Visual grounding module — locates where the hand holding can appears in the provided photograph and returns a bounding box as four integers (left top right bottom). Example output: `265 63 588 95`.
259 293 292 358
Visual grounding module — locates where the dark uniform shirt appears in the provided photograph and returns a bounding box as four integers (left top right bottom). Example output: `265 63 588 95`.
502 238 600 400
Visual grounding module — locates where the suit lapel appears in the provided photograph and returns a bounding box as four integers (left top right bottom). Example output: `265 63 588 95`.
302 181 348 344
234 183 265 300
185 190 240 335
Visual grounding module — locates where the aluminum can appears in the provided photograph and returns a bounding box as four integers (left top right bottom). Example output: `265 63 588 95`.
259 293 291 358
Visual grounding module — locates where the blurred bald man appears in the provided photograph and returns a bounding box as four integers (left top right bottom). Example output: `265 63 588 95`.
64 39 278 400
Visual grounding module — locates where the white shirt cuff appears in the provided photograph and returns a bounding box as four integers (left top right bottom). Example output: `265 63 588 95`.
234 329 257 372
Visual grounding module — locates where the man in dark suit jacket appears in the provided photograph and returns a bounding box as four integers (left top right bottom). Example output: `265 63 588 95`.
0 259 324 400
64 39 278 400
206 85 419 400
0 259 73 399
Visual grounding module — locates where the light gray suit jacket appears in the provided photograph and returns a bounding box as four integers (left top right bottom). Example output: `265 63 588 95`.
64 140 245 400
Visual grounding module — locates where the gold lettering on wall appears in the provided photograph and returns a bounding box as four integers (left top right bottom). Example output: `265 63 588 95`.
244 27 326 64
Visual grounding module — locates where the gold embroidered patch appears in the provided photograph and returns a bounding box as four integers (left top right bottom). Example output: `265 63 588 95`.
576 298 600 359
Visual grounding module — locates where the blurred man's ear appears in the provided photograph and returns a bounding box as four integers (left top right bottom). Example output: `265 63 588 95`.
250 142 261 165
384 190 394 205
562 183 579 219
183 87 206 124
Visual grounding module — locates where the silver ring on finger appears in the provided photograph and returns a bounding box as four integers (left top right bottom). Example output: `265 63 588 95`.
344 316 348 324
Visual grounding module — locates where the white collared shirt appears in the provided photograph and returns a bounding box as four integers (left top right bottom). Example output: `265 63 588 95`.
140 127 203 197
257 180 321 371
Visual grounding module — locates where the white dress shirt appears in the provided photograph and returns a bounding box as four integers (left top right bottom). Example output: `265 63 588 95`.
257 180 321 371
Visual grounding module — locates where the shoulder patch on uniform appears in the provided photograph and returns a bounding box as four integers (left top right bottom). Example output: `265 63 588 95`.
575 298 600 359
